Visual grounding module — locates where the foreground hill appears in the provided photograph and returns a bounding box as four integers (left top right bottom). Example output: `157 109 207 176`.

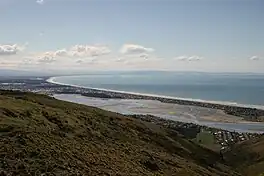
0 90 257 175
225 136 264 176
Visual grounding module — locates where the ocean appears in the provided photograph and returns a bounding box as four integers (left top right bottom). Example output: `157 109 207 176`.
50 71 264 106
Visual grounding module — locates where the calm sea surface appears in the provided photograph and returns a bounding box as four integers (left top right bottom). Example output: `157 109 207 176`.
51 72 264 106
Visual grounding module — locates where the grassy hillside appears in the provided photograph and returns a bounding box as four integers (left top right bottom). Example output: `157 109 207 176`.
225 136 264 176
0 90 247 175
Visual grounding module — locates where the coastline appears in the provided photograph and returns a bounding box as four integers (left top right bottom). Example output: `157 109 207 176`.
47 76 264 110
3 75 263 133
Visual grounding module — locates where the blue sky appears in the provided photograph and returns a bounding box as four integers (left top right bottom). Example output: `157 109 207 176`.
0 0 263 72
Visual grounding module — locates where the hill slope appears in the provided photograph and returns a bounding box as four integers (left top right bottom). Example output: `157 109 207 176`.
225 136 264 176
0 90 240 175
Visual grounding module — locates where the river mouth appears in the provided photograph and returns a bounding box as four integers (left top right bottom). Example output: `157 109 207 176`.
53 94 264 134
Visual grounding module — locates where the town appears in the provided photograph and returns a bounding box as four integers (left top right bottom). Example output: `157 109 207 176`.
128 114 262 151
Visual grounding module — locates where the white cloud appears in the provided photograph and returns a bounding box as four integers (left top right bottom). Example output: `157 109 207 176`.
188 55 203 61
37 52 56 64
175 55 203 61
54 49 68 57
249 56 260 61
120 44 154 55
0 44 25 55
36 0 44 5
69 45 111 57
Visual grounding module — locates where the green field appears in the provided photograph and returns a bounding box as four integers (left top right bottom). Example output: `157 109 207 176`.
196 130 215 145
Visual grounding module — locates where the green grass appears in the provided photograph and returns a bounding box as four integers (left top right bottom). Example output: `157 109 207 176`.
196 131 215 145
1 89 262 175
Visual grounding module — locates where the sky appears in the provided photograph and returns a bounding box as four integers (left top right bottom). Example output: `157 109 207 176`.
0 0 264 73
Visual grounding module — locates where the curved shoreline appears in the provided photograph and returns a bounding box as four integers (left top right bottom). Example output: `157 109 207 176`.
47 76 264 110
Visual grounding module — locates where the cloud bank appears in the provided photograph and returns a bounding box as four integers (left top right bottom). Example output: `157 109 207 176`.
47 45 111 59
2 42 263 73
30 45 111 64
69 45 111 57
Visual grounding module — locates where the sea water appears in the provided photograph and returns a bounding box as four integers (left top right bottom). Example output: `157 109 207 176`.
50 71 264 106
